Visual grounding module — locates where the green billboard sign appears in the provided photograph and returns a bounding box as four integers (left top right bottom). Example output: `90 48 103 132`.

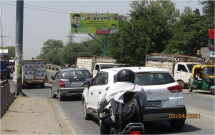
70 13 119 34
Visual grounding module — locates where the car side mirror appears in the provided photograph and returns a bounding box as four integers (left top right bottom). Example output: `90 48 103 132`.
88 79 93 89
83 80 90 87
51 76 55 80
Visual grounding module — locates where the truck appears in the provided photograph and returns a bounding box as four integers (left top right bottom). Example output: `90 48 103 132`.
20 59 48 88
0 60 11 79
145 53 205 88
0 49 10 64
76 56 129 77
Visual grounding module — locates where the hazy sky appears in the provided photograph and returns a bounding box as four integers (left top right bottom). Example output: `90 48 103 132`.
1 0 203 59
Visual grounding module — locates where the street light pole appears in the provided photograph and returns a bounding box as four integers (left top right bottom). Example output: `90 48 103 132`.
14 0 24 96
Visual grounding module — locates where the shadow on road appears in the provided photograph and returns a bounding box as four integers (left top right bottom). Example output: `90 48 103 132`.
22 85 51 90
195 91 212 95
59 95 82 101
89 118 201 134
143 121 201 134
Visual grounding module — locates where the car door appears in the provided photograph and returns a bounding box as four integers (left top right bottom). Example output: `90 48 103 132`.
87 74 102 109
88 72 109 109
174 64 189 83
52 72 60 91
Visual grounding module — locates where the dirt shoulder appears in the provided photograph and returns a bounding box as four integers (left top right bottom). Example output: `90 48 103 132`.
1 96 73 134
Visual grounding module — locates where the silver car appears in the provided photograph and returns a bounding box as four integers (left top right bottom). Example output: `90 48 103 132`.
51 68 92 101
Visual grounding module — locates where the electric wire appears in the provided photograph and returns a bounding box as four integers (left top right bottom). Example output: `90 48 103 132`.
6 1 72 12
0 2 70 15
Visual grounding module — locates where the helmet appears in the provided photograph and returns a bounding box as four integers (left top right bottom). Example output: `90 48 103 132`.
117 69 135 83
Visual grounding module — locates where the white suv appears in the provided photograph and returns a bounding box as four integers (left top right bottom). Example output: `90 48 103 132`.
82 67 186 129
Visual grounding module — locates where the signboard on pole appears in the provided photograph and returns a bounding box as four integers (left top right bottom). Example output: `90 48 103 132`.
70 13 119 34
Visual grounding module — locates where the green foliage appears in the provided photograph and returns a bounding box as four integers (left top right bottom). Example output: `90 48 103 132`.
108 0 179 66
108 20 150 65
41 39 64 54
46 49 63 65
36 0 214 66
37 38 104 65
61 40 103 65
201 0 214 29
164 6 210 56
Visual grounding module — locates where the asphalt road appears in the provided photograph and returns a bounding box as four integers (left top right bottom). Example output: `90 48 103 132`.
8 70 215 134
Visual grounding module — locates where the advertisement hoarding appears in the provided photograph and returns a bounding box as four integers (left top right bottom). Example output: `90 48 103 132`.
71 13 119 34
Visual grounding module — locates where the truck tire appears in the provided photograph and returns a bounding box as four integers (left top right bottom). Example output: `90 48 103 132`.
7 74 10 79
210 89 215 95
58 92 64 101
189 86 193 92
51 88 56 98
41 83 45 88
178 80 185 89
22 84 26 89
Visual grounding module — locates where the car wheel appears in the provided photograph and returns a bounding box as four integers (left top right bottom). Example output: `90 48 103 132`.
41 83 45 88
189 86 193 92
178 80 185 89
51 88 56 98
22 84 26 89
58 91 64 101
82 100 93 120
169 119 185 130
7 74 10 79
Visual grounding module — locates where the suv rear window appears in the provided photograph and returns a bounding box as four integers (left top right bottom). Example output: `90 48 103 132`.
134 73 175 85
62 70 91 79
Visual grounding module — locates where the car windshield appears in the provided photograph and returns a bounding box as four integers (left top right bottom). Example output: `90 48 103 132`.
134 73 175 85
61 70 91 79
187 64 196 72
204 67 215 76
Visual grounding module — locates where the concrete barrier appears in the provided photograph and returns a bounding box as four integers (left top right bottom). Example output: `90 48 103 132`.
46 64 61 71
1 82 16 118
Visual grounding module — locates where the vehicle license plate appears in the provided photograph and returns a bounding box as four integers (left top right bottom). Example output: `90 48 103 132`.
147 101 161 107
72 81 82 84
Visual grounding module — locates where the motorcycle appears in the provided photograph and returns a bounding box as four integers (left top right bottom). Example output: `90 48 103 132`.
99 108 145 135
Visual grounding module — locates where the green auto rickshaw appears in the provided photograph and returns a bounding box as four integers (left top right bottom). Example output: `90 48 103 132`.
189 65 215 95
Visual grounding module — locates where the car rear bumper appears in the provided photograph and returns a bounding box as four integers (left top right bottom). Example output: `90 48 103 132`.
143 105 186 121
59 87 86 95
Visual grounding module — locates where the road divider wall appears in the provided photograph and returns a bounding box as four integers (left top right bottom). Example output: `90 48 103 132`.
46 64 61 71
1 80 15 118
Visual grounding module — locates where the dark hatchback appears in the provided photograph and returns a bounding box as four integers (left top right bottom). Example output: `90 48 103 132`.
51 68 92 101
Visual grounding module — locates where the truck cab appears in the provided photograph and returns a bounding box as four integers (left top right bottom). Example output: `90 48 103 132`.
173 63 198 88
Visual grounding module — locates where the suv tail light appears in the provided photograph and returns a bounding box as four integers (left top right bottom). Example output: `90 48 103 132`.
167 85 183 93
59 80 65 88
130 131 141 135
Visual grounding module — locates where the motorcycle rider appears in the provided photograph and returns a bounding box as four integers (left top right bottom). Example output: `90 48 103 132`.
95 69 147 134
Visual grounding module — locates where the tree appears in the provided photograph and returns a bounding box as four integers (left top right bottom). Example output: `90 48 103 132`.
164 6 210 56
46 49 63 65
40 39 64 56
201 0 214 24
107 0 180 65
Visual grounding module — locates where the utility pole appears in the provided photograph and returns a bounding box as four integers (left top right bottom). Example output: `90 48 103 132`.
0 3 4 48
14 0 24 96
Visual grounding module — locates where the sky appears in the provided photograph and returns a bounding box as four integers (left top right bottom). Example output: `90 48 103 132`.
0 0 203 59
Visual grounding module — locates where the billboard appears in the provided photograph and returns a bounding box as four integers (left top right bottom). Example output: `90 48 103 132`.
70 13 119 34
